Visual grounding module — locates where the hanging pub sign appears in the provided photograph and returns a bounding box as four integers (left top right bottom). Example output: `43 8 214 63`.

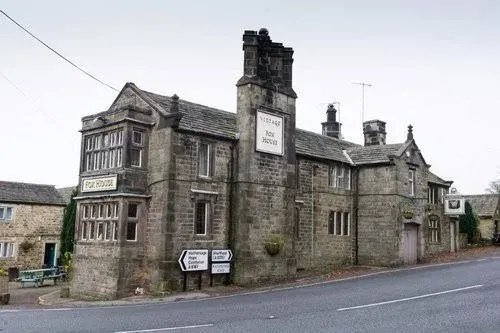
256 110 284 156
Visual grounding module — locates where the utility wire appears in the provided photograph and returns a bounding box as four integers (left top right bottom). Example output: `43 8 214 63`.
0 69 59 125
0 10 118 92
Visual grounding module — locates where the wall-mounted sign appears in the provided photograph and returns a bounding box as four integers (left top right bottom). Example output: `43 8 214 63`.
256 110 284 156
81 175 118 193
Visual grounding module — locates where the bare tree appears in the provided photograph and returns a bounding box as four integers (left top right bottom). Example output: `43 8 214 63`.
485 180 500 194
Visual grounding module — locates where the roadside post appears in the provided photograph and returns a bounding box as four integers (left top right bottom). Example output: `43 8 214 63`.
178 249 208 291
210 249 233 287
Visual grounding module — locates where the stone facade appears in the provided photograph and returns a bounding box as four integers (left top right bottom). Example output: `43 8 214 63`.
0 182 65 272
71 29 456 299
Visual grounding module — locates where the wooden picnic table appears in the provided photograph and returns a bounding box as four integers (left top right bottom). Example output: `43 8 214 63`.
16 267 65 288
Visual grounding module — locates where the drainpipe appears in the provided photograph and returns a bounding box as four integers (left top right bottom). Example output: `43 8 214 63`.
354 167 359 265
227 143 236 284
311 164 316 260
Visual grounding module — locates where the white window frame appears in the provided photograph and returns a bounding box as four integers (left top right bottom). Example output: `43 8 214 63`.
0 242 15 258
198 143 212 177
329 211 350 236
329 165 351 190
409 170 415 196
0 206 13 221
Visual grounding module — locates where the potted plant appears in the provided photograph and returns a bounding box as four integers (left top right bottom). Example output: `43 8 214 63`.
402 210 414 220
264 235 285 256
0 268 9 305
19 240 35 253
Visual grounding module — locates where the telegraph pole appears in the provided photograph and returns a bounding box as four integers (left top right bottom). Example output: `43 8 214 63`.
353 82 372 123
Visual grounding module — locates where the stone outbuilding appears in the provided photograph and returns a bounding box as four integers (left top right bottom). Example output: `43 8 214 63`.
71 29 456 299
463 194 499 239
0 181 66 271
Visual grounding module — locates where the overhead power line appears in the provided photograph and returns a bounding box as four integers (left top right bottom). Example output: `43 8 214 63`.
0 69 59 125
0 10 118 92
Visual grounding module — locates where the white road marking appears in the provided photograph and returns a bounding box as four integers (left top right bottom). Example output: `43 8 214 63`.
43 308 74 311
0 309 20 313
114 323 214 332
337 284 483 311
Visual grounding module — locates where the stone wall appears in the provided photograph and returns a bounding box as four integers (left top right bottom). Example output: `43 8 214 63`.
233 83 297 285
0 203 63 270
295 158 354 270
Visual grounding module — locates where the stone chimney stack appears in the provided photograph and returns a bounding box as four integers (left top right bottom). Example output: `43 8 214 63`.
237 28 296 98
322 104 341 138
363 120 386 146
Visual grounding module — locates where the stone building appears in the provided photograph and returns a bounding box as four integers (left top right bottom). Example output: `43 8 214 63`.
72 29 455 299
463 194 499 239
0 181 66 270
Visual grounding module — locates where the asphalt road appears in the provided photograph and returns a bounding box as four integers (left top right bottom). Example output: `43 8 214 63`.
1 256 499 333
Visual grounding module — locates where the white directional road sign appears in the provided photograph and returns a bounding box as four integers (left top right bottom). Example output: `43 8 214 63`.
211 249 233 262
211 263 230 274
178 249 208 271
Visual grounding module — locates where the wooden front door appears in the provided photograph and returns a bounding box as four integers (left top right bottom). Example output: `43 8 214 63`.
403 224 418 264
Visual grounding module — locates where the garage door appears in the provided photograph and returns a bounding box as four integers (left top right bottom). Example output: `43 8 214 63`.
403 224 418 264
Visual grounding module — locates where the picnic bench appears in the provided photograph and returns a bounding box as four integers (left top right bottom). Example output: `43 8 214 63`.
16 267 65 288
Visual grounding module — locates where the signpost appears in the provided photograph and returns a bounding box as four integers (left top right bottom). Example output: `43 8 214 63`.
178 249 233 290
211 263 230 274
211 249 232 262
178 249 208 271
178 249 208 291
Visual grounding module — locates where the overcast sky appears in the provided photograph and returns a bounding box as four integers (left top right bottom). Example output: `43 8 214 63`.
1 0 499 194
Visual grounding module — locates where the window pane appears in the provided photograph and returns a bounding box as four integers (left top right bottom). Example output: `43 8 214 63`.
343 212 349 235
126 222 137 240
131 149 142 167
5 207 12 220
112 222 118 241
97 222 104 240
105 222 111 240
89 222 95 239
128 204 138 218
195 202 207 235
335 211 342 235
82 222 88 239
328 211 334 234
198 144 209 176
117 130 123 145
0 207 4 219
116 148 123 167
133 131 143 145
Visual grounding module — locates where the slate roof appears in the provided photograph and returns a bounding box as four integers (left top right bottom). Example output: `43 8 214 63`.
141 91 237 139
57 186 77 204
463 194 499 217
296 129 359 163
0 181 66 206
428 172 452 186
346 143 404 165
131 85 449 183
140 87 359 164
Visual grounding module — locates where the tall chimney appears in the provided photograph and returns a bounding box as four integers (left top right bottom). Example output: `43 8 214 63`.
363 120 386 146
322 104 341 138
